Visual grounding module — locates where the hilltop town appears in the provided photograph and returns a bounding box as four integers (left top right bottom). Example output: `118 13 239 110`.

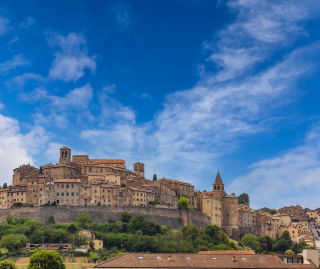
0 146 319 247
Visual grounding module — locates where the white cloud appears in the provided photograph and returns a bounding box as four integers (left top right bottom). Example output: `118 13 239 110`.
0 16 10 36
229 125 320 209
50 83 93 110
47 32 96 82
0 114 49 186
19 16 36 28
0 55 30 75
0 103 4 110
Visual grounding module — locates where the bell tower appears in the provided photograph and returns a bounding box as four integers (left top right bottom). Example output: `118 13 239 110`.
212 171 225 201
59 146 71 165
133 162 145 178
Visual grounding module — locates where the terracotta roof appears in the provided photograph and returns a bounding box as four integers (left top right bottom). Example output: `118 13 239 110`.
213 171 223 185
54 179 81 183
87 253 316 268
199 250 255 255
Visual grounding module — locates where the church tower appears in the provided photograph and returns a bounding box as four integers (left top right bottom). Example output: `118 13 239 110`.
59 146 71 165
212 171 225 201
133 162 145 178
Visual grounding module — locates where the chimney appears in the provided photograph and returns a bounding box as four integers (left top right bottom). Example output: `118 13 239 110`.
168 255 171 261
232 256 236 262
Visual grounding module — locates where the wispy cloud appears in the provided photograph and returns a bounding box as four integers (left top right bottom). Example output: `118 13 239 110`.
47 32 96 82
19 16 36 28
6 72 45 88
229 124 320 209
110 0 136 30
0 16 10 36
0 55 30 75
8 37 19 45
78 0 320 185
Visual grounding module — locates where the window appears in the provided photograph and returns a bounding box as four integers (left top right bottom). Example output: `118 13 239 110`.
40 194 42 197
76 192 78 196
67 192 69 196
67 185 69 188
57 184 59 188
62 193 64 196
72 185 73 188
207 200 209 203
40 188 42 191
72 192 74 196
89 167 92 172
62 184 64 188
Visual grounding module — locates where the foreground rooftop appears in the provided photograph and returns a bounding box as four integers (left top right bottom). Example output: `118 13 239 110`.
86 253 316 269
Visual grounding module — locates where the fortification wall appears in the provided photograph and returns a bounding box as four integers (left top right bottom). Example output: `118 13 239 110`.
0 206 210 230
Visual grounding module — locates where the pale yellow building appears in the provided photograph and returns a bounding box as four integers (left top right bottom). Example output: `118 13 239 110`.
281 226 299 241
200 196 222 227
93 239 103 250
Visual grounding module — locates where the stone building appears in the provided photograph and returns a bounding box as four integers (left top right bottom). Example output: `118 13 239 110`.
12 164 39 186
200 171 239 239
200 195 222 226
121 186 155 206
54 179 81 206
80 180 120 206
158 193 178 208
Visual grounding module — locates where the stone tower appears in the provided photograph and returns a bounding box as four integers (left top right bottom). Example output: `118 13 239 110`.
133 162 145 177
212 171 225 201
59 146 71 165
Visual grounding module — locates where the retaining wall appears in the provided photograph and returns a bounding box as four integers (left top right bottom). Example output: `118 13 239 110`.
0 206 211 230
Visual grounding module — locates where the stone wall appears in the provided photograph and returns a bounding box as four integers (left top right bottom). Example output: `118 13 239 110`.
0 206 210 230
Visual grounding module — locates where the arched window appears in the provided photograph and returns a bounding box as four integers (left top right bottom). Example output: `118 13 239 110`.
218 186 220 190
62 151 64 158
214 186 216 190
135 165 137 170
65 151 68 158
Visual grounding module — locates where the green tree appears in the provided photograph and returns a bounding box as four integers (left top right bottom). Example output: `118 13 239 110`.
30 230 43 244
238 193 249 204
2 183 7 189
204 225 219 239
70 232 90 248
153 174 157 181
178 196 189 210
0 261 18 269
27 250 66 269
0 234 28 252
45 215 55 225
121 211 132 223
241 233 260 252
231 192 236 196
121 183 126 188
285 249 294 255
291 241 312 254
51 201 57 206
89 241 95 250
68 224 77 234
279 230 292 245
76 212 92 228
269 210 277 215
273 238 290 253
39 166 43 175
6 215 15 224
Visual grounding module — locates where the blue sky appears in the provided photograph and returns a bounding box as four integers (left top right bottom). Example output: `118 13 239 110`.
1 0 320 209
